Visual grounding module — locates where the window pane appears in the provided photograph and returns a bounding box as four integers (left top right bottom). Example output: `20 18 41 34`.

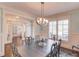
58 19 68 41
49 21 56 38
52 21 56 35
63 20 68 24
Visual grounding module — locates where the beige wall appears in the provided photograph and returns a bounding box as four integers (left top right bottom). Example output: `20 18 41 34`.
64 10 79 51
41 9 79 51
32 20 41 38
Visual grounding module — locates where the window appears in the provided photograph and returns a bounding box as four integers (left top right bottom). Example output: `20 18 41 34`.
25 23 32 37
58 20 68 40
49 21 56 38
49 19 68 41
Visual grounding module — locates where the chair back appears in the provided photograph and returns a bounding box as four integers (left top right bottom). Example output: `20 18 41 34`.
46 43 58 57
57 39 62 56
46 40 62 57
51 43 58 57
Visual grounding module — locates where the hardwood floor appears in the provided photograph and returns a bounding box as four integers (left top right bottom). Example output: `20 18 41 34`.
4 37 79 57
5 43 13 57
60 47 79 57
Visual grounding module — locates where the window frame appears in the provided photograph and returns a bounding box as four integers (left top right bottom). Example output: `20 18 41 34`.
49 19 69 41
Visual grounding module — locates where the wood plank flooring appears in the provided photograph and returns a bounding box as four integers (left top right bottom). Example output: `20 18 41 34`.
4 37 79 57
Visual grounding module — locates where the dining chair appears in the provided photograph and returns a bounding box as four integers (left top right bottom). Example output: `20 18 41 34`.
57 39 62 57
46 43 58 57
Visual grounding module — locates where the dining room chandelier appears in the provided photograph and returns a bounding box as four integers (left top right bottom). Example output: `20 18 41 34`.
36 2 48 26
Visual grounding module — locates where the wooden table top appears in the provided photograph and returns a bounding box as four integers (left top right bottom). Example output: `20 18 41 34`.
17 39 55 57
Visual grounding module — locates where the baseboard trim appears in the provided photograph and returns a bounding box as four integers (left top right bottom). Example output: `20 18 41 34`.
61 47 79 54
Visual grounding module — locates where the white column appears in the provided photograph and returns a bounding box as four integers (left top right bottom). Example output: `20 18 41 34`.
0 8 6 56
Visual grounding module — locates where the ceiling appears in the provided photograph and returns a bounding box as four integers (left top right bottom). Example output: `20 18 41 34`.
1 2 79 17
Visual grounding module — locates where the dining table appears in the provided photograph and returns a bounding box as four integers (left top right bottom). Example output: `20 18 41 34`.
17 39 55 57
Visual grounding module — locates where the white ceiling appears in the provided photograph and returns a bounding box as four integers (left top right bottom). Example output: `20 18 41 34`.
1 2 79 17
